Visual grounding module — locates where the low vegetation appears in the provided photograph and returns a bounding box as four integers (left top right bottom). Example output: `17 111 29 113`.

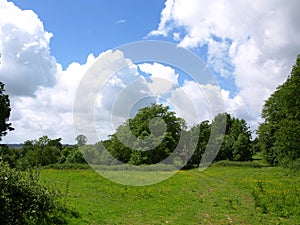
39 165 300 225
0 161 74 225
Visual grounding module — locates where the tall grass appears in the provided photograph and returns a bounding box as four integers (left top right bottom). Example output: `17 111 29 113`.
211 160 262 168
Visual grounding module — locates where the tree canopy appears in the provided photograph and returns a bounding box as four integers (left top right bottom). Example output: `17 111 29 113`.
103 104 254 167
258 55 300 166
104 103 184 165
190 113 252 167
76 134 87 146
0 82 14 141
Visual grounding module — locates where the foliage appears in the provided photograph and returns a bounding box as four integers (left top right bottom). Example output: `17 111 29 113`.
216 114 252 161
251 137 261 154
284 158 300 171
0 82 14 141
0 137 90 170
43 163 90 170
185 121 210 168
0 161 69 225
211 160 262 168
104 106 254 168
188 113 253 167
258 55 300 166
17 136 62 170
104 103 183 165
0 103 258 172
232 134 252 161
65 148 87 164
80 141 115 165
75 134 87 146
0 145 22 168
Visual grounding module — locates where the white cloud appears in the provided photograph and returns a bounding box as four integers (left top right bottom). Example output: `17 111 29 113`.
149 0 300 131
5 49 145 144
0 0 57 96
172 32 181 41
116 19 126 24
147 0 175 37
168 80 225 126
3 0 299 145
138 62 179 95
4 53 97 144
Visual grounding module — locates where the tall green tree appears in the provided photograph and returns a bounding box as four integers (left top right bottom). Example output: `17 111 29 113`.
186 121 211 167
0 82 14 141
76 134 87 146
232 134 252 161
105 103 183 165
258 55 300 165
17 136 62 169
213 113 252 162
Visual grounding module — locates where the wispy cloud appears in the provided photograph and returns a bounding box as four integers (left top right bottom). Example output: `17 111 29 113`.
116 19 126 24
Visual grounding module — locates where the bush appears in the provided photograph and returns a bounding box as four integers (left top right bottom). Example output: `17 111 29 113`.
66 149 87 164
284 158 300 171
0 161 69 225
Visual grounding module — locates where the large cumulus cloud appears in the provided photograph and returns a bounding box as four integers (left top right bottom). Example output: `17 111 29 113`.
149 0 300 131
0 0 57 96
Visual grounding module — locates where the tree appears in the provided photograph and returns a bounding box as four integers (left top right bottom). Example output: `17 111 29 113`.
76 134 87 146
66 148 86 164
0 82 14 141
232 134 252 161
105 103 183 165
212 113 252 162
203 113 227 164
186 121 211 167
0 145 21 168
258 55 300 166
17 136 62 169
229 119 252 161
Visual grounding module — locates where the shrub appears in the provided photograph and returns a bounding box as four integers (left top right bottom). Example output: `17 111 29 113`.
0 161 69 225
282 158 300 171
66 149 87 164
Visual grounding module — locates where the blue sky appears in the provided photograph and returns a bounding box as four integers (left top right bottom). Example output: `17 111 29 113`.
1 0 300 144
11 0 165 68
9 0 238 96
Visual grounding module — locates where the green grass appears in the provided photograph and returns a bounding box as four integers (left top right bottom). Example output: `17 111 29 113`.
40 166 300 225
211 160 262 168
43 163 91 170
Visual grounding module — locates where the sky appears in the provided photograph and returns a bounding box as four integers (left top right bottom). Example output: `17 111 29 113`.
0 0 300 144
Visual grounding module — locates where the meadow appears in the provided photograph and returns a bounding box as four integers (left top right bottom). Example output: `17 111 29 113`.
40 164 300 225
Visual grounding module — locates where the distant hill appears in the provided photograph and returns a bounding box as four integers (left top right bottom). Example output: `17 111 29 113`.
7 144 23 149
6 144 74 149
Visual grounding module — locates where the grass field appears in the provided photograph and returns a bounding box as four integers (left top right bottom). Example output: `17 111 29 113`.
40 165 300 225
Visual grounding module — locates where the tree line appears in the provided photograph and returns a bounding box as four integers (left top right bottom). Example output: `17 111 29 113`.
257 55 300 168
101 104 254 168
0 98 254 170
0 55 299 170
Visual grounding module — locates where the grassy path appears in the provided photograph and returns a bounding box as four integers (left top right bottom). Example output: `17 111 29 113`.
41 166 299 224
